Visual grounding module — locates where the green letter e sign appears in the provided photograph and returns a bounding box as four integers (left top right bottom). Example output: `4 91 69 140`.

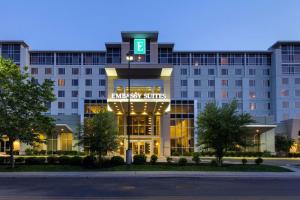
134 39 146 54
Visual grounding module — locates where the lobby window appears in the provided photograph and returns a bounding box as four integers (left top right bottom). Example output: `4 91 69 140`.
282 78 289 85
235 80 242 87
45 68 52 75
281 89 289 96
249 80 256 87
221 80 228 87
221 68 228 75
1 44 20 65
72 68 79 75
30 52 54 65
194 68 201 75
85 79 92 86
57 79 65 86
295 78 300 84
208 68 215 75
181 80 188 86
295 90 300 97
181 68 187 75
99 79 106 86
236 91 243 98
235 68 242 75
208 80 215 87
83 52 105 65
249 91 256 99
249 103 256 110
85 90 92 97
60 133 73 151
282 101 289 108
58 102 65 109
194 91 201 98
99 91 106 98
71 102 78 109
99 68 105 75
72 90 78 97
208 91 215 98
56 53 81 65
58 90 65 98
221 91 228 98
58 68 65 75
31 68 38 75
249 69 256 75
181 91 188 98
72 79 79 86
194 80 201 86
85 68 92 75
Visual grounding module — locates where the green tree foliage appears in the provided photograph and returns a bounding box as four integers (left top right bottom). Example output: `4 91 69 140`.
0 57 55 168
78 111 118 164
197 101 254 166
275 134 294 154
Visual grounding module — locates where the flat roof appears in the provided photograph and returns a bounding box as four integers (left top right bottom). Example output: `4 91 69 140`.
270 41 300 49
121 31 159 42
0 40 29 48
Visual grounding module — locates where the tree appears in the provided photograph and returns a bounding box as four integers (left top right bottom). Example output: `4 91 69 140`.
275 134 294 155
197 101 254 166
78 111 118 164
0 57 55 168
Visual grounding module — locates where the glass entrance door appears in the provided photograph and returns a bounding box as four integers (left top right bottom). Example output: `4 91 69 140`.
132 141 151 156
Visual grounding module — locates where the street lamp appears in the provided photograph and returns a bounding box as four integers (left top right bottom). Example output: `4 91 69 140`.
126 53 134 165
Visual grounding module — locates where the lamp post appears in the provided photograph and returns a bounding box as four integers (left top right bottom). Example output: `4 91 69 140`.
126 53 134 165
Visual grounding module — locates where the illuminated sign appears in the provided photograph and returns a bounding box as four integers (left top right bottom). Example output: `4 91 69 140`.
112 92 166 99
134 39 146 54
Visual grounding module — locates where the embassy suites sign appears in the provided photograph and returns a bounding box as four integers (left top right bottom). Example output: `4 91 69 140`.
112 92 166 99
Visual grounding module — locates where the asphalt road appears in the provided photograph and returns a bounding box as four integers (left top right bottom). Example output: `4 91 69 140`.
0 177 299 200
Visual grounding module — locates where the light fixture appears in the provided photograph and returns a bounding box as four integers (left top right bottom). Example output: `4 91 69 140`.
126 54 134 61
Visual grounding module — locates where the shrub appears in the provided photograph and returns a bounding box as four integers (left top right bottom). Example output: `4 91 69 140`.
166 157 173 164
192 153 201 164
82 156 96 168
255 157 263 165
25 157 46 165
288 152 300 158
25 148 33 155
150 155 158 164
47 156 59 164
39 150 47 155
58 156 71 165
111 156 124 166
241 158 247 165
69 156 83 165
171 151 180 156
15 157 25 163
133 154 147 165
178 157 187 166
0 157 8 164
99 158 111 168
210 159 218 166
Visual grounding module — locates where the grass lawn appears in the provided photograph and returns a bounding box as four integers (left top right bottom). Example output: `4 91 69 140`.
0 163 291 172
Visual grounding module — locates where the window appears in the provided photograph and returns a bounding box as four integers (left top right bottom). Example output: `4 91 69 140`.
249 80 256 87
221 91 228 98
208 91 215 98
58 102 65 109
99 91 106 98
31 68 38 75
235 80 242 87
72 90 78 97
106 47 121 63
99 79 106 86
72 68 79 75
85 79 92 86
194 80 201 86
295 90 300 96
295 78 300 84
263 80 270 87
221 80 228 86
181 68 187 75
99 68 105 75
85 68 92 75
235 68 242 75
220 54 244 65
263 69 270 75
208 80 215 86
282 78 289 85
71 102 78 109
181 80 188 86
281 89 289 96
45 68 52 75
282 101 289 108
238 103 243 110
56 53 81 65
1 44 21 64
194 68 201 75
249 103 256 110
32 78 39 84
249 91 256 99
208 68 215 75
57 79 65 86
83 52 105 65
30 52 54 65
236 91 243 98
58 68 65 75
221 69 228 75
194 91 201 97
72 79 78 86
295 102 300 108
85 90 92 97
249 69 256 75
191 53 217 65
58 90 65 97
60 133 73 151
181 91 187 98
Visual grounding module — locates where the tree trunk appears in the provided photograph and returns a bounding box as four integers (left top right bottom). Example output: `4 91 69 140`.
9 138 15 169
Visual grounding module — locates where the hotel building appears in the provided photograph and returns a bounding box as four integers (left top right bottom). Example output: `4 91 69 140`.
1 31 300 156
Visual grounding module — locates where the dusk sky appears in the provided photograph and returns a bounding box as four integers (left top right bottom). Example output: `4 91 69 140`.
1 0 300 51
